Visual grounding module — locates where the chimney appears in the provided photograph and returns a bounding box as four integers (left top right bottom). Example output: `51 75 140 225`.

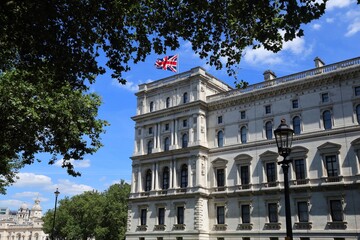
314 57 325 68
263 70 276 81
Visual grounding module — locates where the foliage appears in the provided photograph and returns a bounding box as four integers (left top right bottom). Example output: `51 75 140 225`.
234 79 249 89
43 181 131 240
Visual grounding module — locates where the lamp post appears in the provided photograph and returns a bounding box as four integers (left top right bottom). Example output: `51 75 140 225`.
52 188 60 240
274 119 294 240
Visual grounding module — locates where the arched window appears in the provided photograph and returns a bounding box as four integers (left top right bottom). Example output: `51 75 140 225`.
240 126 247 143
150 101 154 112
293 116 301 135
180 164 188 188
183 92 188 103
162 167 170 189
182 133 188 148
217 130 224 147
145 169 152 191
147 140 153 154
166 97 170 108
265 121 273 140
323 110 332 130
356 104 360 124
164 137 170 151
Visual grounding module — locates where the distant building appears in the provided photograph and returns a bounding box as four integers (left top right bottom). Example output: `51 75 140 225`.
126 56 360 240
0 199 48 240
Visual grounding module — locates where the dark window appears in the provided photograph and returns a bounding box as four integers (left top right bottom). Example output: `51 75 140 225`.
326 155 338 177
165 123 169 131
330 200 343 221
180 164 188 188
268 203 278 223
241 204 250 223
138 129 141 135
294 159 306 180
292 99 299 109
182 133 188 148
322 93 329 103
218 116 223 124
355 86 360 96
145 169 152 191
183 119 187 127
217 206 225 224
217 130 224 147
149 127 153 134
240 126 247 143
356 104 360 124
183 92 188 103
265 105 271 114
265 121 273 139
166 97 170 108
293 116 301 135
216 169 225 187
162 167 169 189
177 206 184 224
266 162 276 183
140 209 147 225
323 110 332 129
150 101 154 112
158 208 165 225
241 111 246 119
298 201 309 222
147 140 153 154
240 166 249 185
164 137 170 151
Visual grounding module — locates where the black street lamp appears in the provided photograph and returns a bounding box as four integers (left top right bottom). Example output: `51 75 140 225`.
274 119 294 240
52 188 60 240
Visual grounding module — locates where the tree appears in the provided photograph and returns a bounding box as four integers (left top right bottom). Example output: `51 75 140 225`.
42 182 130 240
3 0 358 191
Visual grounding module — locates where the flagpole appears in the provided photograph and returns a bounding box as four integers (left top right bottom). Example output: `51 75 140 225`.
177 53 179 74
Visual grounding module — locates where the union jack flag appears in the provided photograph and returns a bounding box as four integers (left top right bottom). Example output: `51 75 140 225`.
155 55 178 72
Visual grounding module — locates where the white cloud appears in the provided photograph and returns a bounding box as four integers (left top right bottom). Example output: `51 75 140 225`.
345 9 360 37
55 159 91 168
112 79 139 92
326 18 335 23
13 191 40 198
326 0 354 10
53 179 94 196
14 173 52 187
282 37 307 55
312 23 322 30
243 46 283 66
0 199 25 209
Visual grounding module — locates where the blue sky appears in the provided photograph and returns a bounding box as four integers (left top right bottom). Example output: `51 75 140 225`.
1 0 360 212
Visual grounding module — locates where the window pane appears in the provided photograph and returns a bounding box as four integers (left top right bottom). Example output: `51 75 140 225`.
292 99 299 108
182 134 188 148
183 92 188 103
177 206 184 224
180 165 188 188
164 137 170 151
217 169 225 187
355 86 360 96
162 167 169 189
241 126 247 143
141 209 147 225
326 155 338 177
241 166 249 185
147 140 153 154
356 105 360 124
268 203 278 223
323 110 332 129
217 206 225 224
241 111 246 119
293 116 301 135
265 122 272 139
266 162 276 183
322 93 329 102
218 131 224 147
150 101 154 112
295 159 305 180
166 97 170 108
298 201 309 222
145 169 152 191
218 116 223 124
241 204 250 223
158 208 165 225
330 200 343 221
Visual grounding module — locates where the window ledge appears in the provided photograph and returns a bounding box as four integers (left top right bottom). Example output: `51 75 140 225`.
263 181 279 188
137 225 147 231
238 184 252 190
173 224 186 230
327 221 347 229
154 224 166 231
264 222 281 230
323 176 343 183
214 224 228 231
293 179 309 185
294 222 312 229
237 223 253 230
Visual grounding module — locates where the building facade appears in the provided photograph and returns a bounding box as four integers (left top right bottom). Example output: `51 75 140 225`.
126 57 360 240
0 200 48 240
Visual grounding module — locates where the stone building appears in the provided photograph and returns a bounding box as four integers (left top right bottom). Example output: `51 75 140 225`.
0 200 48 240
126 56 360 240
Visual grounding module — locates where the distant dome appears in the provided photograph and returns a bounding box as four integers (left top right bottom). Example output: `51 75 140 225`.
32 199 42 211
20 203 28 209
